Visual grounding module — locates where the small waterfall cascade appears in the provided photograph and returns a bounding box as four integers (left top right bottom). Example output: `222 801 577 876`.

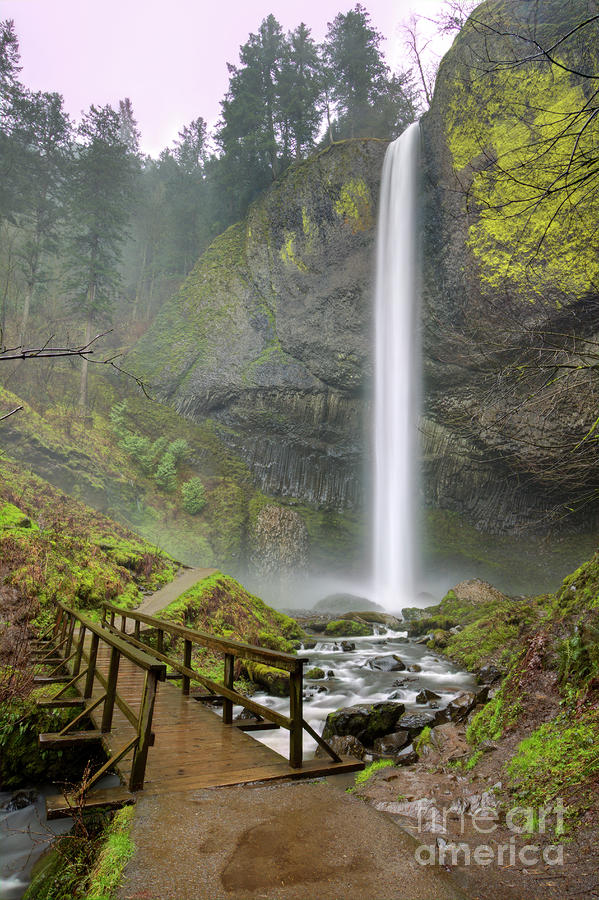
373 121 421 612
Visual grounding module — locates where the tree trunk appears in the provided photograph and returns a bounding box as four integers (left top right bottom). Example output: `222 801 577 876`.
19 282 33 348
79 289 95 413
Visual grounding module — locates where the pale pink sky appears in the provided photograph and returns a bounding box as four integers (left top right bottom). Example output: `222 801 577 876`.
0 0 449 156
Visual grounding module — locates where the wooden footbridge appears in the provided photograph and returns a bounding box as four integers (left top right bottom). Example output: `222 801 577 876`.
32 600 362 818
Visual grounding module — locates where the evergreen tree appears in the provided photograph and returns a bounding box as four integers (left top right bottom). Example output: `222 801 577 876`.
216 14 287 214
278 24 323 160
65 104 135 411
15 90 71 344
118 97 141 156
0 19 23 225
323 4 389 138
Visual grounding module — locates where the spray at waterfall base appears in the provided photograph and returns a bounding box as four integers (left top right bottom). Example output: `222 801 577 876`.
413 798 565 867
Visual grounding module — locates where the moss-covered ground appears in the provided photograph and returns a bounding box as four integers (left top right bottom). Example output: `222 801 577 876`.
155 571 305 694
425 553 599 828
0 456 178 624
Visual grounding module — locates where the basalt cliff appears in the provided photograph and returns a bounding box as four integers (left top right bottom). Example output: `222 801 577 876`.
129 0 599 550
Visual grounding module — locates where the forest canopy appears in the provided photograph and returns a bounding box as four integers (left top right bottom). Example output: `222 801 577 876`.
0 4 417 385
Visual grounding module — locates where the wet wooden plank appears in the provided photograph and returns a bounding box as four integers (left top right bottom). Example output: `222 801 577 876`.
39 730 103 746
46 786 135 820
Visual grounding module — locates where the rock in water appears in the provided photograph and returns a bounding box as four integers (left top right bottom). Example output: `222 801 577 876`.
373 730 411 756
366 655 406 672
415 689 441 704
314 734 368 761
321 701 405 747
314 593 384 613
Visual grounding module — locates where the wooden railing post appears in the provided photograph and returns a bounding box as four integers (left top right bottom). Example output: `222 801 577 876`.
182 640 192 695
73 626 86 676
65 616 76 657
129 670 158 791
53 606 63 641
289 666 303 768
101 647 120 732
110 611 115 628
223 653 234 725
134 620 140 641
121 615 127 633
84 632 99 698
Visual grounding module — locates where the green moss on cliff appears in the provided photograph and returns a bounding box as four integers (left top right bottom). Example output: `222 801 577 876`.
446 50 598 299
334 177 373 232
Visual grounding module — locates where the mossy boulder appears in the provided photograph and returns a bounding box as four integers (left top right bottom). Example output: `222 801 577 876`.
324 619 372 637
157 571 304 694
243 662 289 697
306 667 326 680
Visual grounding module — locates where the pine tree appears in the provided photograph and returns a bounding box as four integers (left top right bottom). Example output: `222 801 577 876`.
65 104 135 411
0 19 23 226
216 14 287 215
323 4 389 138
15 90 71 344
278 24 323 160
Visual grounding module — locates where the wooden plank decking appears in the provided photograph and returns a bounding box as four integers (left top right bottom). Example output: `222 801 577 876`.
46 639 361 817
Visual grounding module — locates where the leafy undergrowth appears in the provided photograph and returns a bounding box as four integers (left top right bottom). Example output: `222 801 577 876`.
506 708 599 819
155 572 305 694
0 456 178 623
24 805 135 900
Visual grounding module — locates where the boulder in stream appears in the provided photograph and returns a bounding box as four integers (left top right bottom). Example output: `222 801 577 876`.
306 666 325 680
322 701 405 747
366 655 406 672
373 730 411 756
415 689 441 704
314 734 368 761
396 711 440 736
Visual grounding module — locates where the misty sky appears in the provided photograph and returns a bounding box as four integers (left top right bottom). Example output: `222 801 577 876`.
0 0 450 156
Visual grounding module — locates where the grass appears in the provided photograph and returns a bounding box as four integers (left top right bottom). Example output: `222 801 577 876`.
86 806 136 899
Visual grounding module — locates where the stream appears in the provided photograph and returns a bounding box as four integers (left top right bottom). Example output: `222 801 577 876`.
249 626 476 758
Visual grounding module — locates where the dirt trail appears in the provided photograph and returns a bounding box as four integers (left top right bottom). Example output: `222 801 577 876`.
117 779 468 900
136 567 217 618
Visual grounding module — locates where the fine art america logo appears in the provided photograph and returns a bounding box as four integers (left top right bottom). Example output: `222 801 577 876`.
414 799 565 867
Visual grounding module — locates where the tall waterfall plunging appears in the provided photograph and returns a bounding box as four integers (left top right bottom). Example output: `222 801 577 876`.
373 122 420 612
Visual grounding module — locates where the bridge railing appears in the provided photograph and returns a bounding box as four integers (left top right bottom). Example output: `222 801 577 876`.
34 601 166 792
100 601 340 768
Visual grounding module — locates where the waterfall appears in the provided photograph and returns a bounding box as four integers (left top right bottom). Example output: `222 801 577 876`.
373 122 420 613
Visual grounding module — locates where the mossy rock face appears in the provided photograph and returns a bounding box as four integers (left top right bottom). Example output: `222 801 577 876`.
126 140 386 517
324 619 372 637
420 1 599 533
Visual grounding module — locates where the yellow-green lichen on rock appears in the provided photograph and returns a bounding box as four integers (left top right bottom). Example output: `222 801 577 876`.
445 45 599 301
334 177 373 233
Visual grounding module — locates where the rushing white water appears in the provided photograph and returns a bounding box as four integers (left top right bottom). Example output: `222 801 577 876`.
374 122 421 612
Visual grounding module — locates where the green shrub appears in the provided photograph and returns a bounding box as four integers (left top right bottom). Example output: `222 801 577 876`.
168 438 190 464
154 453 177 492
181 477 207 514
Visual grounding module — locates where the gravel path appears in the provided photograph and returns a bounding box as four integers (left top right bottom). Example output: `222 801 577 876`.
117 780 468 900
